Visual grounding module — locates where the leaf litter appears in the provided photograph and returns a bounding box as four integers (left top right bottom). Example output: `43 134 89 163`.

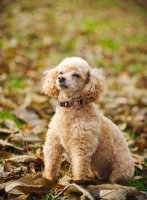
0 0 147 199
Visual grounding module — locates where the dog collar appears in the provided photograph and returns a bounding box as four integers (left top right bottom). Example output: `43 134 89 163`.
58 99 83 107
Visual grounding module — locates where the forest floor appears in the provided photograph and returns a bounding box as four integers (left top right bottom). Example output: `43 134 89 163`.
0 0 147 199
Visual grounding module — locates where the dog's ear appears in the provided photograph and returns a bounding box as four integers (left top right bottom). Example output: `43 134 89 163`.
42 67 59 97
81 68 105 102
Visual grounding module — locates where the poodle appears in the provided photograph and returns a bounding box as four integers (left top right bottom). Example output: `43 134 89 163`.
42 57 134 183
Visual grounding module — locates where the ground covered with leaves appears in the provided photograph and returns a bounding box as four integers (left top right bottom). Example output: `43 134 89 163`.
0 0 147 199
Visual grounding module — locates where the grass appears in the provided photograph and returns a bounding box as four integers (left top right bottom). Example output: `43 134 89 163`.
129 179 147 192
128 167 147 192
0 111 26 128
9 78 26 89
45 189 56 200
0 159 4 164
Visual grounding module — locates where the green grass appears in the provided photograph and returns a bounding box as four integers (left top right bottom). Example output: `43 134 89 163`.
128 167 147 192
129 178 147 192
45 189 56 200
9 77 26 89
0 159 4 164
0 111 26 128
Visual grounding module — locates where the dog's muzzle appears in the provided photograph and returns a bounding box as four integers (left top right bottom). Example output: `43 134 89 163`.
58 77 68 88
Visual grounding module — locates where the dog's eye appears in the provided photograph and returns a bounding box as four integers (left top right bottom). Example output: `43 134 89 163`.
59 72 63 75
73 73 80 78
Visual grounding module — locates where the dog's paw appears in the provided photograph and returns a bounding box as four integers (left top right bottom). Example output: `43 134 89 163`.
42 170 54 181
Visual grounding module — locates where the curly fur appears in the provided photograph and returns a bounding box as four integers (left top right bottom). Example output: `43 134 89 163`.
43 57 134 183
42 67 59 97
81 68 105 102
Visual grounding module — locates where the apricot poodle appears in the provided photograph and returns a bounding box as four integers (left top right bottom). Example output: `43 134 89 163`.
42 57 134 183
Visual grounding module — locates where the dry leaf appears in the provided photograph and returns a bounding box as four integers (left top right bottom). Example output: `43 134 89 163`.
132 153 144 169
0 150 13 159
0 181 12 191
118 123 127 131
100 189 127 200
10 132 44 143
4 119 18 130
0 177 57 195
140 191 147 198
6 155 36 163
24 93 48 106
0 128 12 136
5 182 22 193
0 97 17 109
0 164 4 175
59 174 72 186
88 184 139 196
17 176 59 190
133 176 145 180
55 183 94 200
14 184 44 194
13 194 29 200
13 105 42 126
0 139 22 151
10 166 28 175
3 181 44 195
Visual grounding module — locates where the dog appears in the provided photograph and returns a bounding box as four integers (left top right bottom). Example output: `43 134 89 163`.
42 57 134 183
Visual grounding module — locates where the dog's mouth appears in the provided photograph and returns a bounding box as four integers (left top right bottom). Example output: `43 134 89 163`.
60 83 68 89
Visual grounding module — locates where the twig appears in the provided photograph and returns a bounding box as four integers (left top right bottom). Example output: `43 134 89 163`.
21 131 29 155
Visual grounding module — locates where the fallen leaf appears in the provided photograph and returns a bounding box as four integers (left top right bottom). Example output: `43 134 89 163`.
132 153 144 170
0 128 12 136
4 119 18 130
13 105 41 126
5 155 36 163
59 174 72 186
0 164 4 175
0 150 13 159
118 123 127 131
24 93 48 105
0 176 59 196
88 184 139 196
0 139 22 151
55 183 94 200
133 176 145 180
100 189 127 200
18 176 59 190
14 184 44 194
9 132 44 143
5 182 22 193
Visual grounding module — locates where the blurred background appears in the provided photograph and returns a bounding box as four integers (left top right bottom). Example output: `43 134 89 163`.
0 0 147 155
1 0 147 73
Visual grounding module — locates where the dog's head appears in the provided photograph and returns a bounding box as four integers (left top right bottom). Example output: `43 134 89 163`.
42 57 105 102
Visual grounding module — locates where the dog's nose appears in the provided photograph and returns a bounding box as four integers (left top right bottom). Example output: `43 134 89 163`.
58 77 66 83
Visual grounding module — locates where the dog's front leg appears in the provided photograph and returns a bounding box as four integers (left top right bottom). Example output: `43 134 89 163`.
43 135 64 180
71 150 91 180
70 133 98 180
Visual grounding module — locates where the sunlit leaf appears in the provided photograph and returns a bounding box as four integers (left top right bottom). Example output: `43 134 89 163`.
0 139 22 151
5 155 36 163
55 183 94 200
100 189 127 200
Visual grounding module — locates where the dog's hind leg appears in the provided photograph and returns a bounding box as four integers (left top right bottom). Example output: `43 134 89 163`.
109 160 134 183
